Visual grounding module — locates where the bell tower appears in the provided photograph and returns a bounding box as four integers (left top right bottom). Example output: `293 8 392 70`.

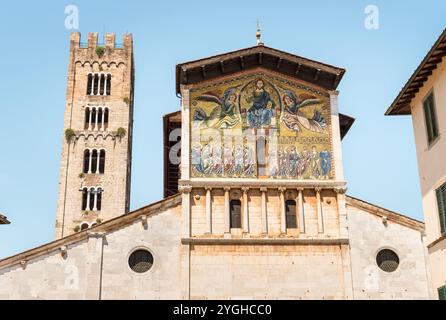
55 32 134 238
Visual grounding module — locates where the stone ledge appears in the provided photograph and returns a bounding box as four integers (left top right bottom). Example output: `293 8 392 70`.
427 233 446 250
181 237 349 246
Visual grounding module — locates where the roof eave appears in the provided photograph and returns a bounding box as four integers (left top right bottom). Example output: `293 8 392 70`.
386 28 446 116
176 45 345 95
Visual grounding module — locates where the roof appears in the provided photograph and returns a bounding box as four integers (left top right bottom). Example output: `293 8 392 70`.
0 214 10 225
386 29 446 115
346 195 424 232
176 45 345 95
0 194 181 269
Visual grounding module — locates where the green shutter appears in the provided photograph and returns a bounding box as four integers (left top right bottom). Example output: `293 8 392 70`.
424 93 439 144
436 185 446 234
438 286 446 300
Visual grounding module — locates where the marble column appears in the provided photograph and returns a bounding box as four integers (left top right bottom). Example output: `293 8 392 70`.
297 188 305 233
224 187 231 234
260 187 268 234
315 187 324 234
279 187 286 234
241 187 249 233
205 187 212 234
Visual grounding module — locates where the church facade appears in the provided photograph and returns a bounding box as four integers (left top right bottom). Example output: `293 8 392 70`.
0 33 433 299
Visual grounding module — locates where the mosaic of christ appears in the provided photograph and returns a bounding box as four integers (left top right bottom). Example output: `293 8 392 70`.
190 73 333 180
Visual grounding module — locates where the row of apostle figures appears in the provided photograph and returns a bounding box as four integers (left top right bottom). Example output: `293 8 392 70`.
191 137 332 179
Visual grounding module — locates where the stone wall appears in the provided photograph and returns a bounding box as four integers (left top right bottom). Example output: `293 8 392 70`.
347 202 431 299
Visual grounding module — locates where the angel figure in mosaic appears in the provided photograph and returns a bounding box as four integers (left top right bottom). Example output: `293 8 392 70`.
193 88 241 129
281 90 326 134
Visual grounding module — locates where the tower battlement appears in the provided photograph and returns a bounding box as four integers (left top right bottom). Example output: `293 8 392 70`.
70 32 133 50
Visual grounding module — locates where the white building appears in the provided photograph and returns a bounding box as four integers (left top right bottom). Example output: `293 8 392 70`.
386 28 446 300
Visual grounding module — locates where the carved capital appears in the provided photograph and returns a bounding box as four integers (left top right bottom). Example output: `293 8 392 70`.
178 185 192 194
241 187 250 193
260 187 268 192
223 186 231 192
314 187 322 193
278 187 286 193
296 187 304 192
205 187 212 192
334 187 347 194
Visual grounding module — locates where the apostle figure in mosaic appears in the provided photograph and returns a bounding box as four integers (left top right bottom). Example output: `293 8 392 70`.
234 142 244 176
288 146 299 178
278 147 289 177
299 146 310 178
223 144 235 176
281 90 326 134
268 145 279 177
191 143 204 175
201 139 213 175
211 140 223 175
193 88 240 129
309 146 321 179
243 143 256 176
245 79 276 129
319 149 331 179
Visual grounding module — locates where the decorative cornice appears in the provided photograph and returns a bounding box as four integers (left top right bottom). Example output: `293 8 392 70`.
181 237 349 246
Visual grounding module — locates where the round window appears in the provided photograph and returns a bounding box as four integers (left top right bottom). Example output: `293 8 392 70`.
128 249 154 273
376 249 399 272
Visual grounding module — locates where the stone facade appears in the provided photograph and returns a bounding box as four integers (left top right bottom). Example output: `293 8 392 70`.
0 194 430 300
55 32 134 238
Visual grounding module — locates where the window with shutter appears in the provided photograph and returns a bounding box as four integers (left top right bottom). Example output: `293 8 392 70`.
436 184 446 235
438 286 446 300
423 92 439 145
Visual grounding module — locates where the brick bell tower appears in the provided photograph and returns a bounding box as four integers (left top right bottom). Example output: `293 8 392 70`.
55 32 134 238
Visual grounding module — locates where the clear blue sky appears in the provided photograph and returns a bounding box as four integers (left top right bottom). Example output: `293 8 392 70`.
0 0 445 258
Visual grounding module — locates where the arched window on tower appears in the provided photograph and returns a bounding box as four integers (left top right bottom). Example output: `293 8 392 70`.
96 188 103 211
91 149 98 174
89 187 95 211
84 108 90 130
285 200 297 229
99 74 105 95
106 74 111 95
91 108 97 130
83 149 90 174
104 108 109 130
99 150 106 174
86 74 93 95
80 222 89 231
93 74 100 95
87 73 111 96
81 188 88 211
230 199 242 229
97 108 103 131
